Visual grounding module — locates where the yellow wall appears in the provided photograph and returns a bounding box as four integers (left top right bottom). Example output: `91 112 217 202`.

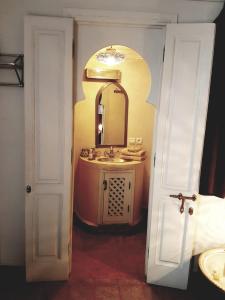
74 46 156 207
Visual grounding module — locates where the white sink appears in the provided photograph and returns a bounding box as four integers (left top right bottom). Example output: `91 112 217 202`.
199 248 225 292
96 157 133 163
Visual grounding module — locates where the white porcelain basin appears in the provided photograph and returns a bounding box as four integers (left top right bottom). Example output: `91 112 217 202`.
199 248 225 292
96 157 133 163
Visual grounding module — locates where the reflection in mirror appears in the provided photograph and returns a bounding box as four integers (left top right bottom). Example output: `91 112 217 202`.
95 83 128 147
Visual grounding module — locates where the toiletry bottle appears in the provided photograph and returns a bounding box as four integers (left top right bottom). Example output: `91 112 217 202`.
88 148 95 160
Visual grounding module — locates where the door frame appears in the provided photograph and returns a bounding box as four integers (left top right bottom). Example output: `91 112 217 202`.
61 11 215 290
64 6 177 277
68 19 214 290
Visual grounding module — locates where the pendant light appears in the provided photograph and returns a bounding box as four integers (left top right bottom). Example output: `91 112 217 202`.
96 46 125 66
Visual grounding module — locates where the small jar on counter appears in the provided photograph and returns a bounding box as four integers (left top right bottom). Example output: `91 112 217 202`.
88 148 95 160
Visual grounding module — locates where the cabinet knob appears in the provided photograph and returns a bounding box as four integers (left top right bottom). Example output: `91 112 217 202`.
103 180 107 190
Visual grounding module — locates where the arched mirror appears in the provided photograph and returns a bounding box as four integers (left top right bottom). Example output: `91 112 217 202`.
95 82 128 147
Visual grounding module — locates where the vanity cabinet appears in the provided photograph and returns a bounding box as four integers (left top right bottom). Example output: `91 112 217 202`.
76 157 144 226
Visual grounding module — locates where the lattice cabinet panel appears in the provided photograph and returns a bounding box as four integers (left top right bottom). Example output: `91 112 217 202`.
102 171 134 224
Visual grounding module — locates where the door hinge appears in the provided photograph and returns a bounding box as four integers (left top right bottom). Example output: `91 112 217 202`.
154 153 156 167
127 205 130 212
71 148 73 164
68 242 71 255
163 46 165 62
129 181 131 190
72 40 75 58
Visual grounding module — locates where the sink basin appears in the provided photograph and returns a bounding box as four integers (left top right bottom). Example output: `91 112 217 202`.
96 157 133 163
199 248 225 292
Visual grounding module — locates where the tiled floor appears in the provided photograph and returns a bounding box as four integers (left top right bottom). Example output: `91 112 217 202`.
0 223 224 300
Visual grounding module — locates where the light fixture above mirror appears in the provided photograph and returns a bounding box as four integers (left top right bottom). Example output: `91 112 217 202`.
96 46 125 66
85 68 121 81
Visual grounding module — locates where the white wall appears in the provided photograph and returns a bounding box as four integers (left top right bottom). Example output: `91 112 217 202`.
0 0 223 265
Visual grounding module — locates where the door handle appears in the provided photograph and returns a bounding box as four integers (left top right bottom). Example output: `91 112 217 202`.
169 193 184 212
169 193 183 200
26 185 32 193
169 193 196 214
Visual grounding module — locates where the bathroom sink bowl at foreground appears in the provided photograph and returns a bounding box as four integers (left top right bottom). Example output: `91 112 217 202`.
96 157 133 163
199 248 225 293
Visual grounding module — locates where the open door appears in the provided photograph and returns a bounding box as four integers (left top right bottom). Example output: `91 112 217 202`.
24 16 73 281
146 24 215 289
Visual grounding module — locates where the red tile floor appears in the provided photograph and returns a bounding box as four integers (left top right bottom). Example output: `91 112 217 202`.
0 221 224 300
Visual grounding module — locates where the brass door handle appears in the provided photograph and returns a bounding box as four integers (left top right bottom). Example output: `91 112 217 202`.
183 194 196 201
169 193 196 214
169 193 183 200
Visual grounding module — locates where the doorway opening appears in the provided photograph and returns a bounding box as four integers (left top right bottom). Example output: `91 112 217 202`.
72 45 155 283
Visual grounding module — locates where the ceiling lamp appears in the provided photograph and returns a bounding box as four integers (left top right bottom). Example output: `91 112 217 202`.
96 46 125 66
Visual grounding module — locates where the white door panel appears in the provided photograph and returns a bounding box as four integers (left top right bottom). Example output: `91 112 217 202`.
24 16 73 281
146 23 215 289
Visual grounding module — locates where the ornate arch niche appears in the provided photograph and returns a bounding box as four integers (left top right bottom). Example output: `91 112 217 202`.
63 8 177 108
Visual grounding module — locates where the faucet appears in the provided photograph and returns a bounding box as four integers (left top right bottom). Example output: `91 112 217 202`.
104 146 114 158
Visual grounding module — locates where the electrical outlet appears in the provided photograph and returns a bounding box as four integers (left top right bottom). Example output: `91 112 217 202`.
136 137 143 144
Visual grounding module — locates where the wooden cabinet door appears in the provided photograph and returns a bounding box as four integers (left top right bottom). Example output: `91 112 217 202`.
24 16 73 281
102 171 134 224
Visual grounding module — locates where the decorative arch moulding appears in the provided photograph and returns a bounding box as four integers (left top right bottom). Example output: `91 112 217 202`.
63 8 178 28
63 8 177 104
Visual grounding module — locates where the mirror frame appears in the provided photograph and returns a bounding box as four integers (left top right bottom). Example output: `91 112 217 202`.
95 82 128 148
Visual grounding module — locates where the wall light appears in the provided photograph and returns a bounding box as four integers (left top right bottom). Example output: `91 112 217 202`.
96 46 125 66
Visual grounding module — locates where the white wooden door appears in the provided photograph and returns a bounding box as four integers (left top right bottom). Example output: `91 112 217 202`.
24 16 73 281
102 171 134 224
146 24 215 289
